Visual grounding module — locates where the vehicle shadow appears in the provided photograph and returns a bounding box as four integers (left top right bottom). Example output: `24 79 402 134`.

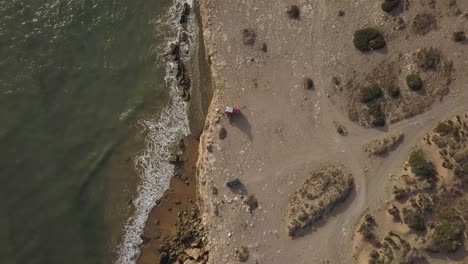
229 112 253 141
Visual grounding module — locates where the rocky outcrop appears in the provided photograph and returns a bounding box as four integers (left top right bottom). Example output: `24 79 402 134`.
158 208 209 264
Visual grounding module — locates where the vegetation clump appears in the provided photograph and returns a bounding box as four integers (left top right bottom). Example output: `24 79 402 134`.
358 221 375 240
434 122 458 136
388 205 401 221
417 48 441 71
360 84 383 103
406 74 423 91
286 5 300 19
365 133 404 156
452 31 466 42
408 149 433 178
381 0 399 13
402 208 426 231
412 13 437 35
353 28 386 52
368 103 385 127
286 165 354 237
387 84 400 98
427 222 463 253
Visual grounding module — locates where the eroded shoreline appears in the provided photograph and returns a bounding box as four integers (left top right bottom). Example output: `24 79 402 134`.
136 1 214 263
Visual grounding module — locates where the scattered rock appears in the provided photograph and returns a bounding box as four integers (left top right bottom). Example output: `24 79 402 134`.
219 127 227 139
241 28 256 46
184 248 202 260
158 243 170 252
235 246 250 262
286 5 300 19
226 178 241 188
303 78 314 90
244 195 259 213
206 143 213 152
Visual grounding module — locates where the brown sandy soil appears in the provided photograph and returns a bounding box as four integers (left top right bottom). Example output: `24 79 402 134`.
137 136 199 264
195 0 468 263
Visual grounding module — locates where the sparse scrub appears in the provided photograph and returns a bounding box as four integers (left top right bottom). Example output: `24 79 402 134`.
364 213 375 223
393 186 408 200
358 221 375 240
286 5 300 19
452 31 466 42
406 74 423 91
368 103 385 127
388 84 400 98
364 133 404 156
388 205 401 221
402 208 426 231
353 28 386 52
417 48 441 70
360 84 383 103
412 13 437 35
381 0 399 13
409 149 433 178
434 122 458 136
286 165 354 237
455 163 468 177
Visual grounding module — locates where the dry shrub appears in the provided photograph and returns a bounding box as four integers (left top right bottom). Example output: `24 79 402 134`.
412 13 437 35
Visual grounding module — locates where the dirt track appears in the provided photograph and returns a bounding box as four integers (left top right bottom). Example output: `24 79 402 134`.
196 0 468 263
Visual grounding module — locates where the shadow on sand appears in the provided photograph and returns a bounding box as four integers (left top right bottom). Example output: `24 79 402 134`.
229 112 252 140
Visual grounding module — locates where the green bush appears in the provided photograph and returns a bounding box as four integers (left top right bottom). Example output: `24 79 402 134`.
434 122 458 135
286 5 300 19
368 103 385 127
353 28 386 52
429 222 463 253
406 74 423 91
358 222 375 240
409 149 432 178
402 208 425 231
417 48 440 70
455 163 468 177
361 84 383 103
388 84 400 98
452 31 466 42
381 0 399 13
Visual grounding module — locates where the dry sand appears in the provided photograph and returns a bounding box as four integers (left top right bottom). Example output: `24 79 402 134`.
193 0 468 263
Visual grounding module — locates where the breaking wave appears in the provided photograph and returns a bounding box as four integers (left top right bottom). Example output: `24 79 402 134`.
115 0 194 263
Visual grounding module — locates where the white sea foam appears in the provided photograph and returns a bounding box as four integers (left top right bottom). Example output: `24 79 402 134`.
116 0 194 263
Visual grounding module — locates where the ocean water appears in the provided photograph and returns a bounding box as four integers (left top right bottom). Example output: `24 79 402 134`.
0 0 184 263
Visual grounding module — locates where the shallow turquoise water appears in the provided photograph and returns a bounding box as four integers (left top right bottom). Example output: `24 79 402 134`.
0 0 171 263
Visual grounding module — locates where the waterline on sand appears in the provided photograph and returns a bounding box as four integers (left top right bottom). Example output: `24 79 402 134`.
115 0 194 263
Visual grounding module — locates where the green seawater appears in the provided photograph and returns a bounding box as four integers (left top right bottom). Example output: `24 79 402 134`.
0 0 172 263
